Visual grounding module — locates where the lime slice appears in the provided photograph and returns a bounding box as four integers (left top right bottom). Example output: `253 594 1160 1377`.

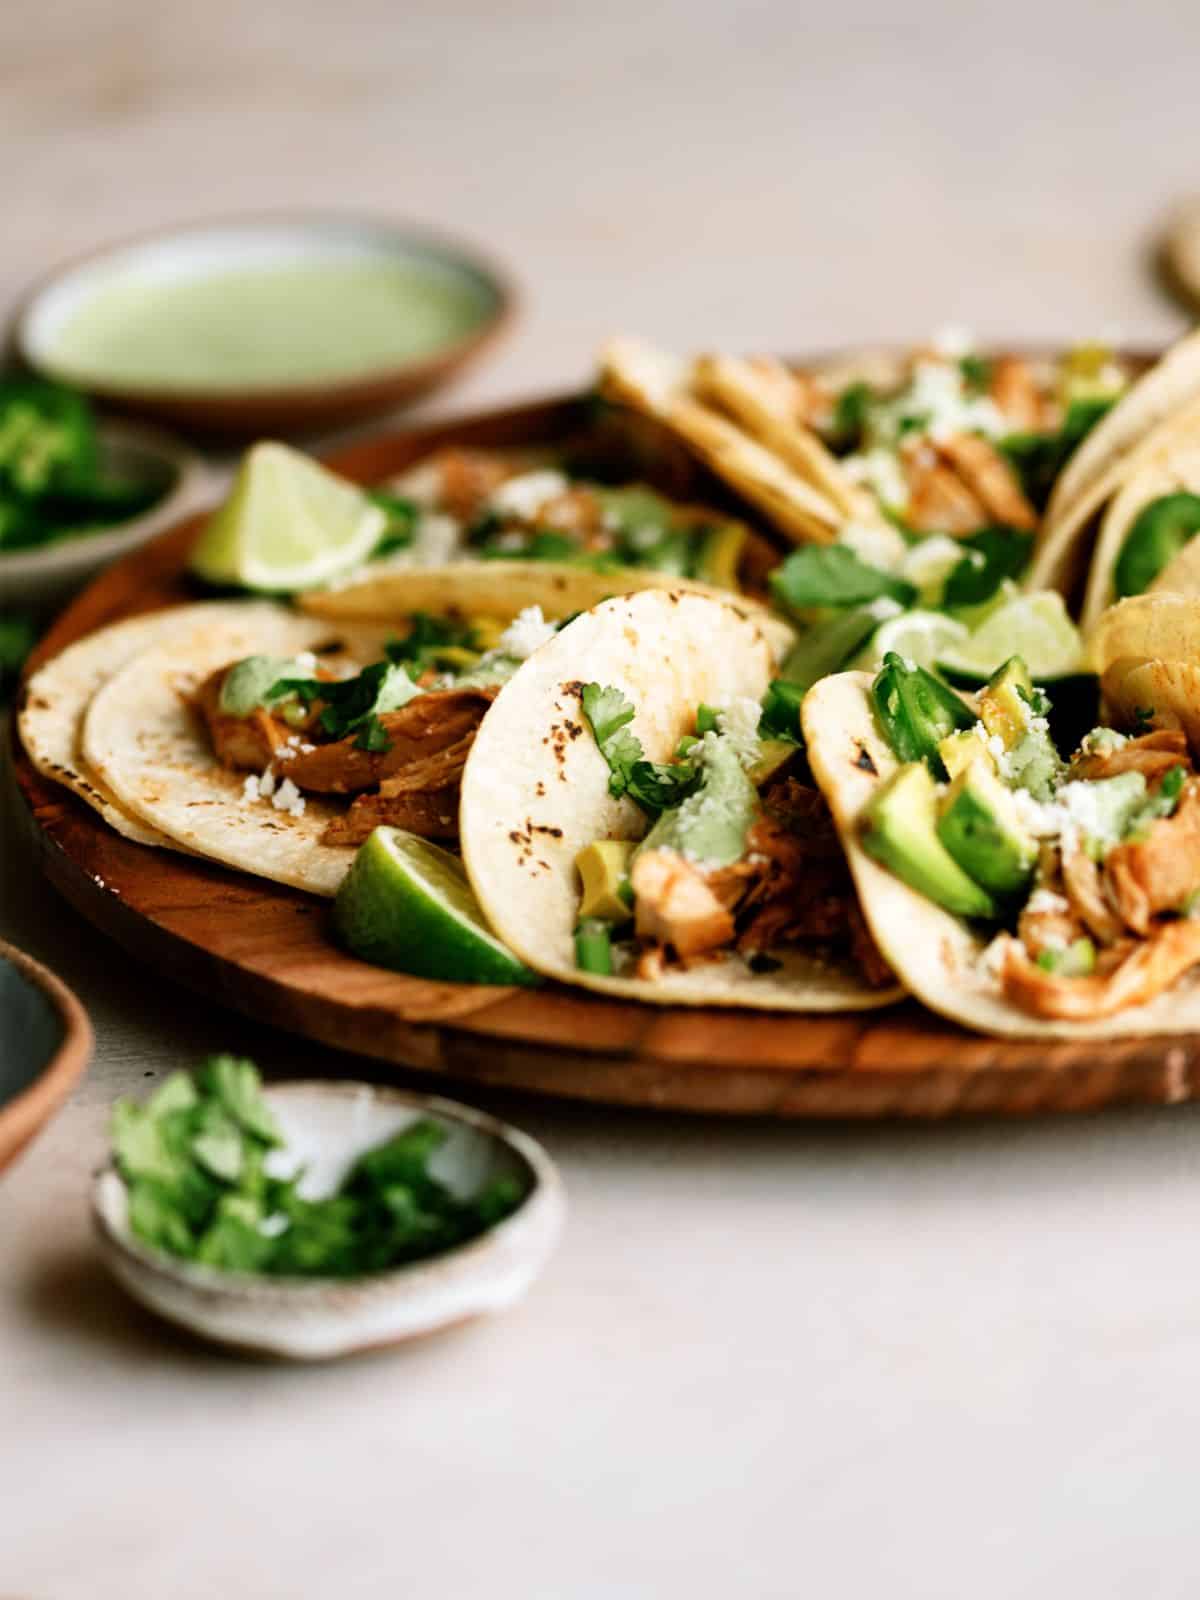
189 442 385 592
938 591 1084 682
851 609 970 673
333 827 540 987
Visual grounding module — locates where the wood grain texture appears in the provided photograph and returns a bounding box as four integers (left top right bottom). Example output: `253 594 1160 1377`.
11 390 1200 1117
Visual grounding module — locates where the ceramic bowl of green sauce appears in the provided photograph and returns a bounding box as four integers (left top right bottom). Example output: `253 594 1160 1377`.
13 214 515 438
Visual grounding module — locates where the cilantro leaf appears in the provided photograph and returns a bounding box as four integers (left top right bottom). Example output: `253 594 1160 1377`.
111 1060 528 1278
267 660 422 754
942 526 1034 609
828 381 871 453
770 547 916 613
385 613 480 669
579 683 701 815
368 490 420 557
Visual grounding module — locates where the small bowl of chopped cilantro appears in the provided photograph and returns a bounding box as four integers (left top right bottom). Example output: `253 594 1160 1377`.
0 374 207 613
92 1057 565 1360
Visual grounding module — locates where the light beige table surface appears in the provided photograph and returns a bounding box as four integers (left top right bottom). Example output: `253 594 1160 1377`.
5 2 1200 1595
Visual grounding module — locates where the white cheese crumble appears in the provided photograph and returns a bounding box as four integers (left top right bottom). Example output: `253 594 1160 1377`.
1010 787 1065 840
866 595 905 622
271 776 306 818
293 651 318 674
391 460 445 506
716 697 764 770
903 359 1005 443
1026 888 1071 916
257 767 277 799
1080 728 1128 756
241 774 260 803
838 519 905 572
842 448 910 510
487 470 569 521
409 512 464 566
497 605 557 661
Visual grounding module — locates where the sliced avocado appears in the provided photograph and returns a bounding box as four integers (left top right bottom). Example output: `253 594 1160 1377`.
427 644 482 671
576 840 636 923
861 763 998 920
936 761 1036 897
747 737 797 789
977 655 1034 749
938 729 988 781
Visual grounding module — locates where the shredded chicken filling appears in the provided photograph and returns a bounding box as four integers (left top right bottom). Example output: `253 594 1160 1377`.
625 778 892 986
1002 731 1200 1019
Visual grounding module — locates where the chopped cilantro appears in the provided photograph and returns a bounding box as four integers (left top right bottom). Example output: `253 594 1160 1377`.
770 546 916 613
367 490 420 557
959 354 992 392
829 381 871 453
111 1056 525 1277
579 682 703 817
999 397 1115 512
268 659 422 752
942 526 1034 609
385 612 484 672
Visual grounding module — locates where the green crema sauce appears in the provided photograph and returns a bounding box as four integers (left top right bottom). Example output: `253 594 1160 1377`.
48 259 492 391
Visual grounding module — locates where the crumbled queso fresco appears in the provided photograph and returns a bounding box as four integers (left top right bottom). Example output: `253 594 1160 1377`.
242 767 306 818
487 470 569 521
497 605 557 660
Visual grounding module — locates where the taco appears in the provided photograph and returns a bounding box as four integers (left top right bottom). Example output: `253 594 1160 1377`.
1091 593 1200 752
597 338 854 546
460 589 901 1011
77 604 393 894
1028 332 1200 600
318 443 768 599
1078 436 1200 627
78 584 619 895
803 650 1200 1037
1045 328 1200 534
18 601 316 851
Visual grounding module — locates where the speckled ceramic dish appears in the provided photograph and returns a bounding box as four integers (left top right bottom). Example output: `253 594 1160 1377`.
14 214 515 437
0 417 208 614
91 1081 565 1359
0 939 92 1173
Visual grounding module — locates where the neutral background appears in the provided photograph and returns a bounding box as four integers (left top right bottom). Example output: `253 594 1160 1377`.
5 2 1200 1596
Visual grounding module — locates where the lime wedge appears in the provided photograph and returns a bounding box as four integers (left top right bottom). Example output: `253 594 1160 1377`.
333 827 540 987
189 442 385 592
851 609 970 673
938 591 1084 682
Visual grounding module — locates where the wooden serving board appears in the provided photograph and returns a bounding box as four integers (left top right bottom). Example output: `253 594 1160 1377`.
12 392 1200 1118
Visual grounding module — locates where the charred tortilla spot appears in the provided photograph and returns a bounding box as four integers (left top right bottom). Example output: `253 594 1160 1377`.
853 742 877 775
